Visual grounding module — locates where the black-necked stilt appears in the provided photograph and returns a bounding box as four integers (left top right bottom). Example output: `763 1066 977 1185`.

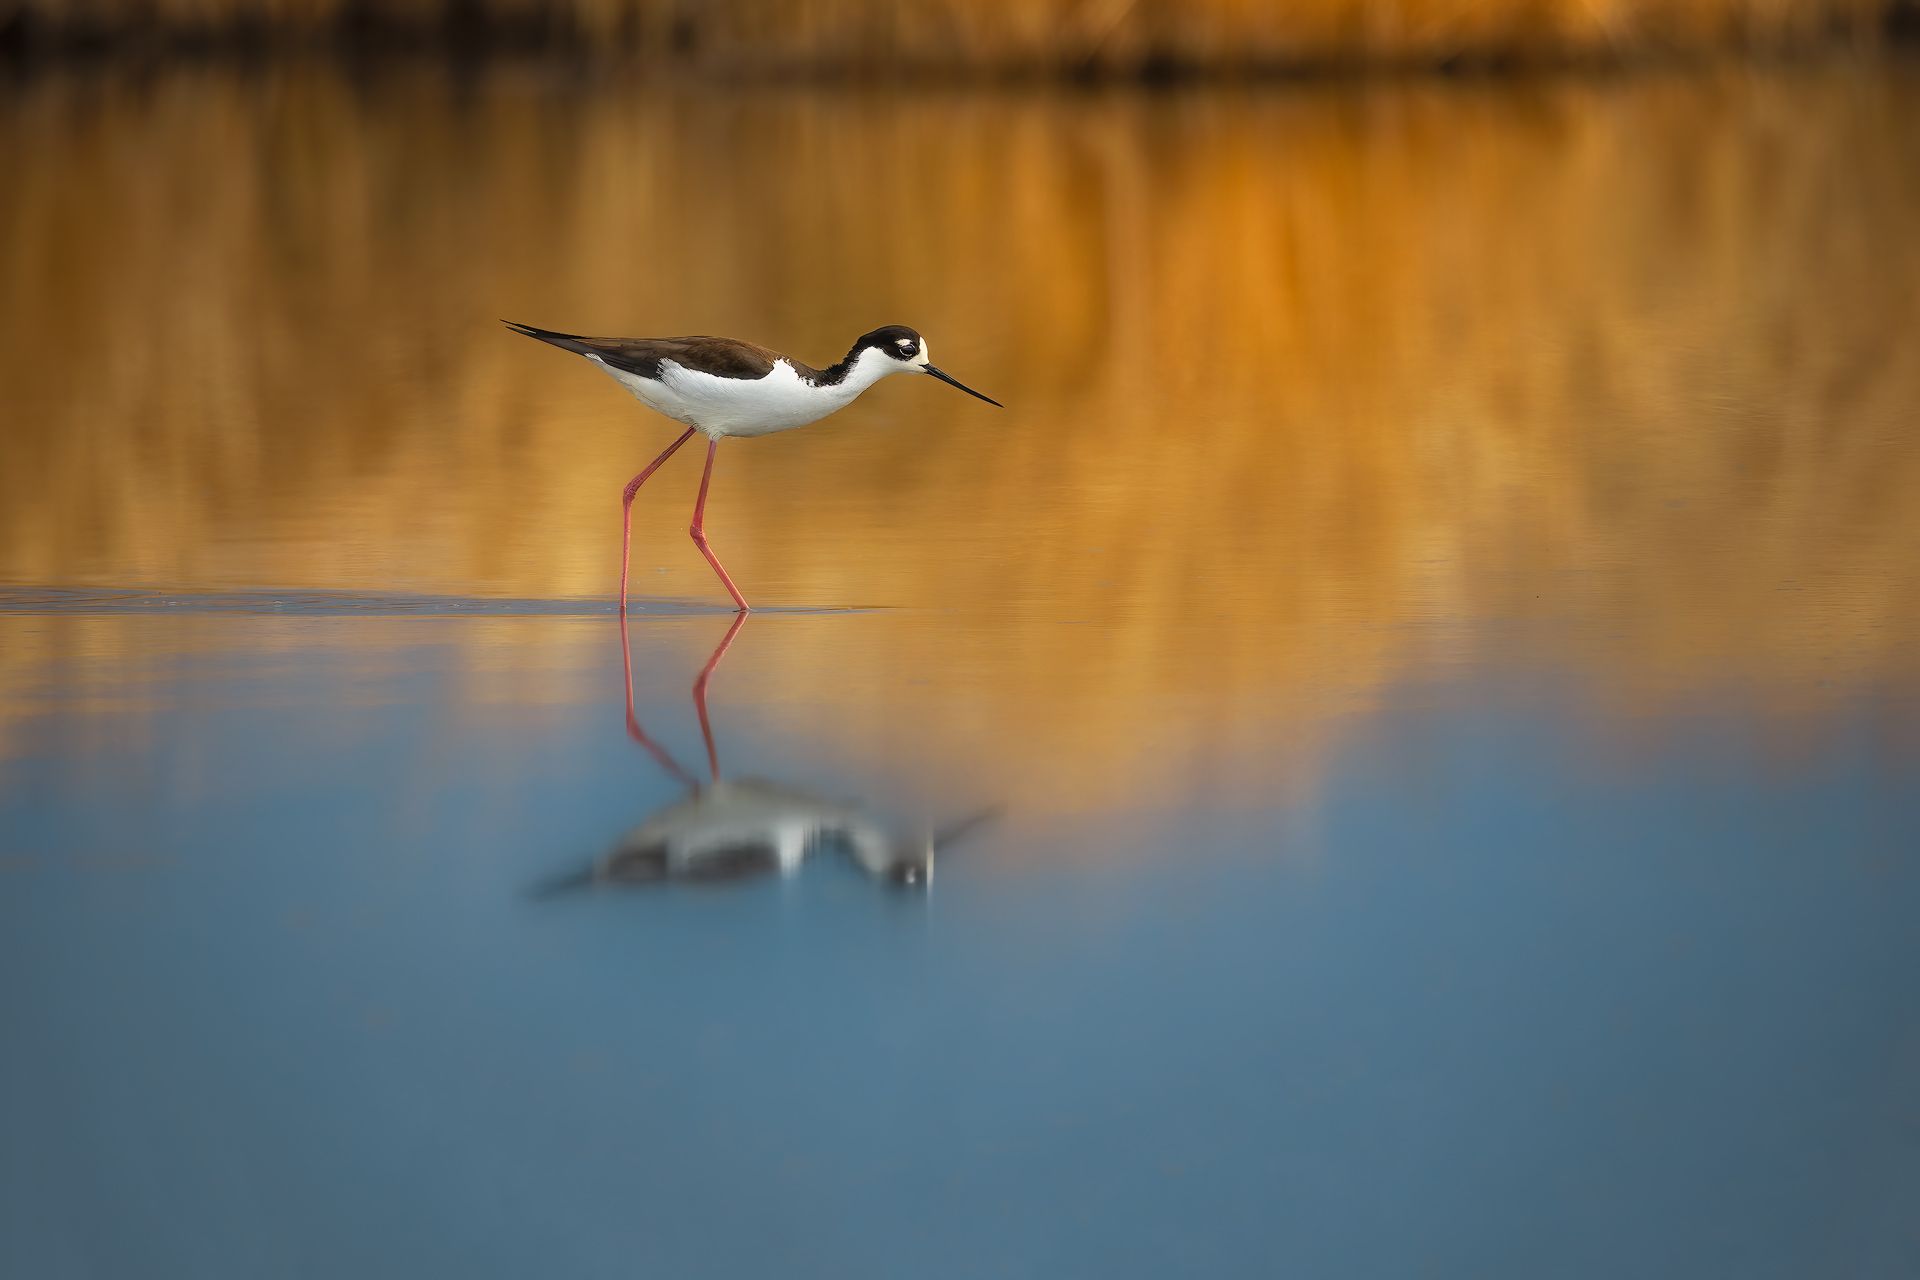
504 321 1001 611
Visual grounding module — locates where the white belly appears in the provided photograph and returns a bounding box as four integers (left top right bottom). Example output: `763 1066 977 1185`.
589 355 860 439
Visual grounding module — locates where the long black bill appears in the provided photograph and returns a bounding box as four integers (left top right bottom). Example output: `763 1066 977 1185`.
924 365 1003 408
932 807 1000 851
526 864 600 900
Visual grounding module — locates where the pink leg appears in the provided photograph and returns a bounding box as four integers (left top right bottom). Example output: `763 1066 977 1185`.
689 438 750 613
692 611 749 782
620 427 698 612
619 609 698 791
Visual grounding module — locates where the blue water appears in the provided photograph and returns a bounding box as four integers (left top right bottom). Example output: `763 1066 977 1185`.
2 608 1917 1279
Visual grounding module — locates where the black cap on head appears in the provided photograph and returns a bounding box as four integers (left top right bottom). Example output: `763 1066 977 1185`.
847 325 1003 406
856 325 923 361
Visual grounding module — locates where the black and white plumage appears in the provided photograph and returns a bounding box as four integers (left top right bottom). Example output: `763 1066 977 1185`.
504 320 1000 612
503 321 1000 438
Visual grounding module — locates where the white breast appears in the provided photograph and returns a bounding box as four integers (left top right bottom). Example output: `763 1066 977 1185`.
589 355 864 439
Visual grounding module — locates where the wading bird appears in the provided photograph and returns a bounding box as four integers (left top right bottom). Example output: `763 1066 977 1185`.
504 322 1001 612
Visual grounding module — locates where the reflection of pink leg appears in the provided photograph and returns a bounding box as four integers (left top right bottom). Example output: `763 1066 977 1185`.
620 427 698 612
619 609 698 790
692 611 748 783
689 439 750 613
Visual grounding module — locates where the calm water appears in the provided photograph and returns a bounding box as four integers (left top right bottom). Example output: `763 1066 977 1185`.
3 58 1919 1278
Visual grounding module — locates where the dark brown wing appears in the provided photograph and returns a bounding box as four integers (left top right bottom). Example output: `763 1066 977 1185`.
503 322 783 381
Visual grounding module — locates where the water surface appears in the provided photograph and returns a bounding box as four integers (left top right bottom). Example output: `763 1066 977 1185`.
2 58 1919 1279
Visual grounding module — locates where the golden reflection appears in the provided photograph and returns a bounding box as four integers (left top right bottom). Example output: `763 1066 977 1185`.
2 63 1918 808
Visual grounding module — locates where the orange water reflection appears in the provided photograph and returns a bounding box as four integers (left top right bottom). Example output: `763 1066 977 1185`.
2 62 1917 808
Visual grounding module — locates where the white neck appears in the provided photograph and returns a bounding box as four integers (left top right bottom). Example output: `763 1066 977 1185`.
832 345 905 398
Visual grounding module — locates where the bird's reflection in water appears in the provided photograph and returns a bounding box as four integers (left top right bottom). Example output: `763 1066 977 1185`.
537 612 990 897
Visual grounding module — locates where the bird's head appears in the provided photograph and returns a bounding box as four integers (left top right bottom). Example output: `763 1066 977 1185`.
853 325 1002 406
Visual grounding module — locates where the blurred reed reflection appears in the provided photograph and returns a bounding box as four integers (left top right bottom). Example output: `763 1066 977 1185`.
2 63 1918 810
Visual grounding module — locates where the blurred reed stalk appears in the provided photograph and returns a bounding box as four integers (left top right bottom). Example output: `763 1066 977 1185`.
0 0 1907 71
